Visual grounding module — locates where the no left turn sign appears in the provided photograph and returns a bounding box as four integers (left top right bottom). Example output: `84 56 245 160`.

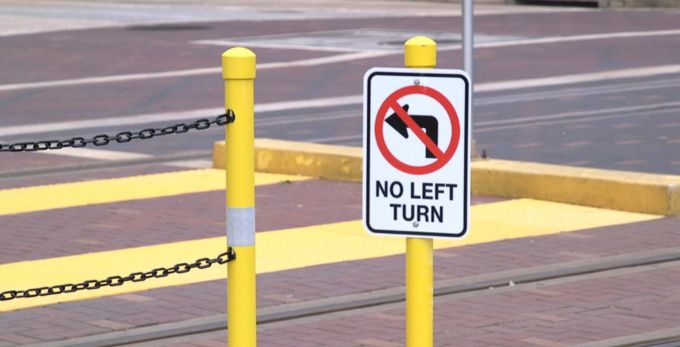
375 84 461 175
363 67 471 239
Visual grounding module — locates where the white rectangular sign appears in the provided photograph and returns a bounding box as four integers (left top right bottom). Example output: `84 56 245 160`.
363 67 471 239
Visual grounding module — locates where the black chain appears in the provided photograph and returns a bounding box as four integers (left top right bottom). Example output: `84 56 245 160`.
0 110 235 153
0 248 235 302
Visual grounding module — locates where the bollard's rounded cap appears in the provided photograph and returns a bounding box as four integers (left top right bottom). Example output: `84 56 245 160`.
404 36 437 68
222 47 256 80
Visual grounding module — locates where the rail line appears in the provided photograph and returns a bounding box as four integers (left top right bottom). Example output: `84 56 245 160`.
2 99 678 181
303 100 680 145
1 73 678 179
24 246 680 347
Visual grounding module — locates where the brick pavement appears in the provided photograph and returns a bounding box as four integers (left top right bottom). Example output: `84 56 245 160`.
0 175 500 345
0 178 363 263
2 170 680 346
246 261 680 347
1 206 679 345
0 175 503 263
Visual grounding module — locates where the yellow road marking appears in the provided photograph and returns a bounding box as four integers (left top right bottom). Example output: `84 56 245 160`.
0 169 308 216
0 199 660 312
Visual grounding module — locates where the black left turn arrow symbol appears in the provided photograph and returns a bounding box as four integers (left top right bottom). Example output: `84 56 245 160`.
385 104 439 159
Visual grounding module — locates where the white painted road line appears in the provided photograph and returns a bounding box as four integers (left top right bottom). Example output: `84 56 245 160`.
476 64 680 92
1 29 679 92
0 95 362 138
302 102 680 145
442 29 680 52
0 109 222 137
0 51 389 92
256 95 362 113
475 101 680 129
41 147 153 161
476 104 680 133
193 39 365 53
164 159 214 169
476 77 680 106
255 50 390 69
0 67 219 92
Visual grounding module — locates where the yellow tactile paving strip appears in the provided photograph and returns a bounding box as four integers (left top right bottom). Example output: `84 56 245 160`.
0 198 660 312
0 169 309 216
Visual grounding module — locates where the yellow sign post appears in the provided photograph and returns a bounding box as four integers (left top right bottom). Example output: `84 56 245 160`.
404 36 436 347
222 47 257 347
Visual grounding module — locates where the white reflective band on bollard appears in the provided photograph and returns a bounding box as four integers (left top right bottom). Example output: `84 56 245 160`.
227 207 256 246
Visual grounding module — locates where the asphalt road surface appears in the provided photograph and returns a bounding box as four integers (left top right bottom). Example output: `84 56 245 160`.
0 0 679 177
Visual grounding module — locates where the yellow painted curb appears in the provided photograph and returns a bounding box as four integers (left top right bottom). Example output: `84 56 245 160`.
214 138 362 182
213 139 680 216
473 159 680 217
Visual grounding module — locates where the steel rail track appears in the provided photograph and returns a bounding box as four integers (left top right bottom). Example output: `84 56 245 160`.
2 99 678 181
0 151 214 181
22 246 680 347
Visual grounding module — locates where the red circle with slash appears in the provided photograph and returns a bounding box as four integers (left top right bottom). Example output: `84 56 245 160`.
375 85 461 175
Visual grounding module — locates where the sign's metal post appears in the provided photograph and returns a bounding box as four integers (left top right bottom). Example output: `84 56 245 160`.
463 0 475 155
404 36 436 347
463 0 474 83
222 47 257 347
406 236 434 347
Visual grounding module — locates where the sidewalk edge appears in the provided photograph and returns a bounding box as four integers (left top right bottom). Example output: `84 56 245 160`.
213 138 680 216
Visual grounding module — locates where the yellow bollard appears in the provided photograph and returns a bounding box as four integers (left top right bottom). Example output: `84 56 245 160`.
222 47 257 347
404 36 436 347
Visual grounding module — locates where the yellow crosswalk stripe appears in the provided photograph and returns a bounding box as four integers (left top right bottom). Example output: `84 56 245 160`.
0 169 309 216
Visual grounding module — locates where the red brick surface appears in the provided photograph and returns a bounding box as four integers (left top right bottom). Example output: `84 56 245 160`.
0 179 364 262
0 178 500 263
1 215 680 346
4 163 680 347
249 262 680 347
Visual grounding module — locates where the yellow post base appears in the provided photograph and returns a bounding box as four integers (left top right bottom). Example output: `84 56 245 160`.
406 237 433 347
228 246 256 347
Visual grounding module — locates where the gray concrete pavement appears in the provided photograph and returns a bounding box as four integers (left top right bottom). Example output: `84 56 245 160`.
0 0 584 37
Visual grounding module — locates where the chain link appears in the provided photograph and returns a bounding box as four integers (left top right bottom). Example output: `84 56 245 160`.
0 110 235 153
0 248 235 302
